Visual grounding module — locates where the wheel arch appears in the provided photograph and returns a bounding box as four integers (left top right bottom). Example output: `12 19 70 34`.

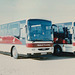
54 44 62 50
10 45 15 57
54 44 62 51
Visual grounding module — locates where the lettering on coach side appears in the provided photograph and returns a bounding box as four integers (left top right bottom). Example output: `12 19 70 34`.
37 44 51 47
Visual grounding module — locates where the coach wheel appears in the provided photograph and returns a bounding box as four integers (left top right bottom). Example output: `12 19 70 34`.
12 47 19 59
54 46 62 55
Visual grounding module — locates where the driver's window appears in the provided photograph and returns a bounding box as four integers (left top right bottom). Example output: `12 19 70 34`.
52 26 58 32
58 26 64 33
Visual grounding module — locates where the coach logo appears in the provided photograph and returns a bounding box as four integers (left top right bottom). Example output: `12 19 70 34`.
0 38 2 41
13 38 15 43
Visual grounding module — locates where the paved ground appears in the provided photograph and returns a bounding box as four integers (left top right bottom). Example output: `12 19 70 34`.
0 52 75 75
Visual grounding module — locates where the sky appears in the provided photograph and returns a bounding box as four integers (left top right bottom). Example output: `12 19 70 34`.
0 0 75 24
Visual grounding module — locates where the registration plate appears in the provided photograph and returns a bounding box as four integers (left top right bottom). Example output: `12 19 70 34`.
41 52 47 55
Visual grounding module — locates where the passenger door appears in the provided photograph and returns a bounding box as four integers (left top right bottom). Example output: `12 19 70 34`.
20 28 26 45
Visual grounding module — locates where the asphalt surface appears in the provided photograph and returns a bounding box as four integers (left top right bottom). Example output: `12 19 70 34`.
0 52 75 75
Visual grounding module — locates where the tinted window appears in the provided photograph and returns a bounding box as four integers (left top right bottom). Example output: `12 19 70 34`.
27 19 53 41
58 26 64 33
7 23 19 36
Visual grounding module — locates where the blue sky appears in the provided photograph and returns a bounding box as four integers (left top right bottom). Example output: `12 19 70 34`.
0 0 75 24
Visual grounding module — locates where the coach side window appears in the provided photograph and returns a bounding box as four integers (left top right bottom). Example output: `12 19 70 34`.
0 25 2 36
0 24 7 36
7 23 19 38
74 26 75 40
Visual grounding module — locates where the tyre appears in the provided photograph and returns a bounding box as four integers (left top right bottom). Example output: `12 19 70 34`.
54 46 62 56
12 47 19 59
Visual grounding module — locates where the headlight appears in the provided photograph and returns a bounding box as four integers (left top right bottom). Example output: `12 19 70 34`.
51 47 53 50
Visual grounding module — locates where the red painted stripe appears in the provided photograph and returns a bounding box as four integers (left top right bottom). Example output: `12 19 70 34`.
54 38 58 43
26 43 53 48
63 40 67 44
73 43 75 46
54 37 68 44
0 36 22 44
